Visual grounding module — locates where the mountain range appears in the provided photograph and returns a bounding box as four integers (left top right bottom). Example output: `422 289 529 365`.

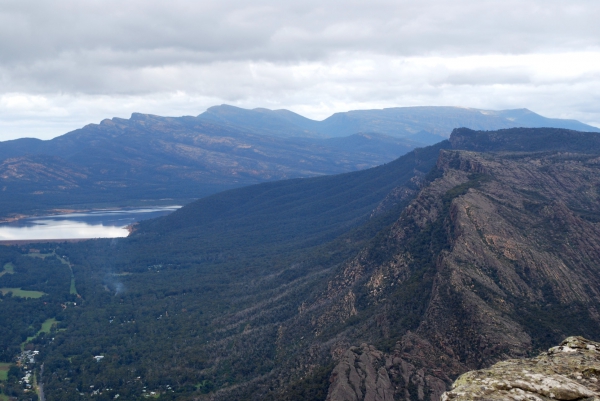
3 126 600 401
0 114 422 217
198 105 600 138
1 105 598 217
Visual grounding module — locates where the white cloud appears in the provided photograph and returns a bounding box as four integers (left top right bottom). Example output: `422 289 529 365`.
0 0 599 140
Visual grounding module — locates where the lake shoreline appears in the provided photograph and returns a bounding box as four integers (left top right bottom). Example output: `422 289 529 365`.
0 208 125 224
0 199 190 224
0 238 95 246
0 206 180 243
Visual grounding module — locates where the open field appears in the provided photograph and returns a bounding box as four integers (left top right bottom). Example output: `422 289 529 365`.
40 318 57 334
25 252 53 259
0 288 45 299
22 318 58 350
0 263 14 278
70 278 77 295
0 362 11 381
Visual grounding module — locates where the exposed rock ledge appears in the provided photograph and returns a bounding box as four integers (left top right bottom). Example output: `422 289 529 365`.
442 337 600 401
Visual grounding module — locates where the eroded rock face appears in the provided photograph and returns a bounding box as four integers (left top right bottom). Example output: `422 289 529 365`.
327 344 394 401
442 336 600 401
326 333 459 401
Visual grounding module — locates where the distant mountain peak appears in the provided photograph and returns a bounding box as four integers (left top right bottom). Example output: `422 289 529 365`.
130 112 155 121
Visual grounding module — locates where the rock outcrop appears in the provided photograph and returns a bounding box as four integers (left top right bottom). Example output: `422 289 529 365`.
326 333 459 401
442 336 600 401
327 344 394 401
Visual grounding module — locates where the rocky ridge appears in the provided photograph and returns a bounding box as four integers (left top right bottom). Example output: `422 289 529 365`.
317 147 600 401
144 130 600 401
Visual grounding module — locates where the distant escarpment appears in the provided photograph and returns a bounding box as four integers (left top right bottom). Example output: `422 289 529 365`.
442 336 600 401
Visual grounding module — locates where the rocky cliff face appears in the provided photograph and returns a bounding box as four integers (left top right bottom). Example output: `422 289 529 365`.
442 336 600 401
318 148 600 401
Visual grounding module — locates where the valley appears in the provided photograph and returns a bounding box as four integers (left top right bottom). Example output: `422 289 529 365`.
1 126 600 400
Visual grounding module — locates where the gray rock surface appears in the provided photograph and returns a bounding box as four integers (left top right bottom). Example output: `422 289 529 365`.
442 336 600 401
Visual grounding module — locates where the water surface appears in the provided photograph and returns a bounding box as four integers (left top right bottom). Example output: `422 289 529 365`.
0 206 180 241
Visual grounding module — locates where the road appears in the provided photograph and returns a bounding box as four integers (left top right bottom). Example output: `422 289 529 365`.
38 364 45 401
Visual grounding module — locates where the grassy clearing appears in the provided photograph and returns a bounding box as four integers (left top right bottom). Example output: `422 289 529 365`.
25 252 53 259
0 288 45 299
56 256 69 266
70 278 77 295
0 394 9 401
0 362 11 381
40 318 57 334
22 318 58 350
0 262 15 278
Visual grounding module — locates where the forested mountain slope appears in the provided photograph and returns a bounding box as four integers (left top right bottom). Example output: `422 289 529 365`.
26 139 448 401
3 128 600 401
132 141 448 262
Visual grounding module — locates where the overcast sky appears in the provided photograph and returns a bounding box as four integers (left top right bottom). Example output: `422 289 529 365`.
1 0 599 140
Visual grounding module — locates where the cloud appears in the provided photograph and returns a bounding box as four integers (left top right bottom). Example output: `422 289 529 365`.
0 0 599 140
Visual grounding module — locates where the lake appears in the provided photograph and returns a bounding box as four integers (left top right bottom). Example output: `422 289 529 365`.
0 206 181 241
